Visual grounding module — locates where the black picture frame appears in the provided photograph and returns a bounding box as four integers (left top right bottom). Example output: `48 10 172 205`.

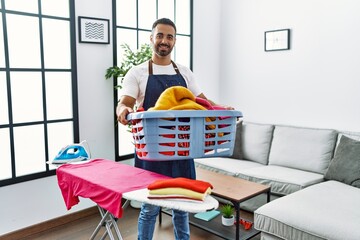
78 16 110 44
264 29 290 51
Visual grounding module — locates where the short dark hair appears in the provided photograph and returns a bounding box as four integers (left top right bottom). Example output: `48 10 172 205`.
152 18 177 34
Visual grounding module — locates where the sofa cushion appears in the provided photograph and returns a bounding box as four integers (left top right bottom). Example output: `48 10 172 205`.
336 131 360 145
236 165 324 196
241 122 274 165
194 157 264 176
324 135 360 188
254 181 360 240
268 125 337 174
230 121 243 159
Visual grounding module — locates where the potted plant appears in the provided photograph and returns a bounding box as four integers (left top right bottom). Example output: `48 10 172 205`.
105 43 152 89
220 204 235 226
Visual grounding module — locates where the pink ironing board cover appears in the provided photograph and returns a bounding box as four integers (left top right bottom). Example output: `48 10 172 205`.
56 159 170 218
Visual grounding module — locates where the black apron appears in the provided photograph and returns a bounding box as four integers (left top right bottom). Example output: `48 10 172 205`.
134 60 196 179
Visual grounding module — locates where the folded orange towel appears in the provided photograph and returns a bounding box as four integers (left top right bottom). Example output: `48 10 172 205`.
148 177 213 193
148 86 207 111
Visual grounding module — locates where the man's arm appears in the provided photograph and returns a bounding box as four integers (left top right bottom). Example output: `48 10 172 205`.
116 95 136 125
197 93 234 110
197 93 217 106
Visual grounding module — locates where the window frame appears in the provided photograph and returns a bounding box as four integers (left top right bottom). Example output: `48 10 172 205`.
0 0 79 187
112 0 194 161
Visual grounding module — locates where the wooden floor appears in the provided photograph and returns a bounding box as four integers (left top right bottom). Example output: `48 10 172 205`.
21 206 260 240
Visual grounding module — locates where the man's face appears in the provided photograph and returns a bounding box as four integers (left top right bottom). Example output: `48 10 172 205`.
150 24 176 57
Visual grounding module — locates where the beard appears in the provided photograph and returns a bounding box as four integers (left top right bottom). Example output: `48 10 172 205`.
154 43 174 57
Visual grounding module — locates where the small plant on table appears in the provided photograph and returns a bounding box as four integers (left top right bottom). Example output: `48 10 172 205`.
220 204 235 226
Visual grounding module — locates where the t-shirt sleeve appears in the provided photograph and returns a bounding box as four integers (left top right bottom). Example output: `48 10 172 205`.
119 67 140 99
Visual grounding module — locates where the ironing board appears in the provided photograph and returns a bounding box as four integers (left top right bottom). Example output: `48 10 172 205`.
56 159 218 240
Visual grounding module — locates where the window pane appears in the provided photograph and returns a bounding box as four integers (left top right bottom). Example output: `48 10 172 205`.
43 18 71 69
176 0 190 35
47 121 73 170
117 119 133 156
117 28 137 62
138 0 156 30
0 73 9 124
116 0 136 28
0 128 12 180
5 0 38 14
175 35 190 68
158 0 174 20
115 0 192 159
11 72 43 123
0 17 5 68
138 30 151 47
115 63 134 156
45 72 72 120
14 125 46 176
41 0 69 18
6 14 41 68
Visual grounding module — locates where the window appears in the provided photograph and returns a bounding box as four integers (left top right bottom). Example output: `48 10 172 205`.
113 0 193 160
0 0 78 186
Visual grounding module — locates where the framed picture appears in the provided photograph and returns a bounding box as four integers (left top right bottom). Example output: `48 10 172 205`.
78 16 110 44
264 29 290 51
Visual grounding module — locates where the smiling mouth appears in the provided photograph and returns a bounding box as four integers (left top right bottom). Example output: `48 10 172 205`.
159 44 169 49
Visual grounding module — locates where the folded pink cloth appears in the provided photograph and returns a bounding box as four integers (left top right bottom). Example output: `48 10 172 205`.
195 97 227 111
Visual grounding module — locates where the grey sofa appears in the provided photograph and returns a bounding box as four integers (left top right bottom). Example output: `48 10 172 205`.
194 121 360 240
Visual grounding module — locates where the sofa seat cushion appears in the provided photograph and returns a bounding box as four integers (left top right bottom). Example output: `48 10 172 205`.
268 125 337 174
254 181 360 240
236 165 324 196
194 157 264 176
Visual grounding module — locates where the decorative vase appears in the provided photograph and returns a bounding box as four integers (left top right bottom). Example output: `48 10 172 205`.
221 215 234 226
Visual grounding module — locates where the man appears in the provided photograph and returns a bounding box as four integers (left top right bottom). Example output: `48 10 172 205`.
117 18 220 240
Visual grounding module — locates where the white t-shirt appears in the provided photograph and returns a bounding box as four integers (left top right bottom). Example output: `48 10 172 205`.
120 61 202 108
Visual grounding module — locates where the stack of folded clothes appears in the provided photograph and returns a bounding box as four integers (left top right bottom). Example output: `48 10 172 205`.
147 177 213 202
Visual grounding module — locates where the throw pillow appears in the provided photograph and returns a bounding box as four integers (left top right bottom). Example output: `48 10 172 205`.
230 121 243 159
324 135 360 188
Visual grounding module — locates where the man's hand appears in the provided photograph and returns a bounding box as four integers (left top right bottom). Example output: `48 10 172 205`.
116 96 136 125
197 93 235 110
117 105 134 125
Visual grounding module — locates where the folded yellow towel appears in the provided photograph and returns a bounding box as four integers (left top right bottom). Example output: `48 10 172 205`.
149 188 211 200
148 86 207 111
149 187 212 201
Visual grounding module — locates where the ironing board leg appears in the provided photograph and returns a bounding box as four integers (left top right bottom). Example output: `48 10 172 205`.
159 207 162 224
89 206 123 240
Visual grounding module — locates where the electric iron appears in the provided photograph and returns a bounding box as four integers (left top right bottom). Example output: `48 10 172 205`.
52 140 91 164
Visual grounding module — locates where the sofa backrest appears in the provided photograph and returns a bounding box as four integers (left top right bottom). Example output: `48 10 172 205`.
268 125 338 174
240 122 274 165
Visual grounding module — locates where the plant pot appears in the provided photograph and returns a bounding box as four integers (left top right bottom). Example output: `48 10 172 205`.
221 215 234 226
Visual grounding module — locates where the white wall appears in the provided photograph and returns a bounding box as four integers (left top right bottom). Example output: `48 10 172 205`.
192 0 222 103
220 0 360 132
0 0 114 235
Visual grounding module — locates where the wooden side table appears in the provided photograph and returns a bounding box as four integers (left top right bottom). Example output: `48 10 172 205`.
193 168 271 240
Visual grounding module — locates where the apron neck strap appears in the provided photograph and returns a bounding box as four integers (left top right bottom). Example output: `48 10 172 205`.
148 60 180 75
